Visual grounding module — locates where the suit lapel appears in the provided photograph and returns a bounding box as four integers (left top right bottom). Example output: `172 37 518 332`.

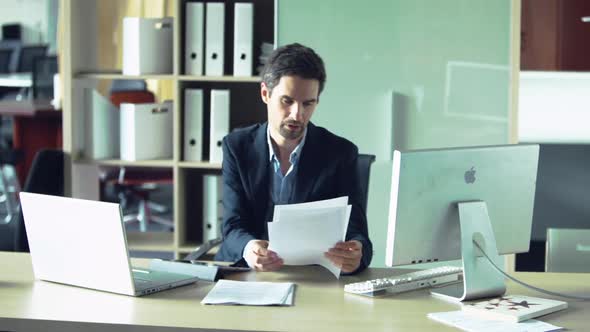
292 123 322 203
247 123 273 226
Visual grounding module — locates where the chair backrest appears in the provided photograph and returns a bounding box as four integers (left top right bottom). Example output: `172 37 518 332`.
13 149 65 252
17 44 48 72
32 55 58 99
545 228 590 273
0 40 21 73
0 49 11 73
356 154 376 214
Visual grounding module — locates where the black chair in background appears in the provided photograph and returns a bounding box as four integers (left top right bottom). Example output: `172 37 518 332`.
0 40 21 73
32 55 58 100
17 44 48 73
0 49 11 73
357 154 376 214
0 149 64 252
2 23 22 41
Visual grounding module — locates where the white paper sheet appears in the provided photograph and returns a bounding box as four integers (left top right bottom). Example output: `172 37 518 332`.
201 280 295 306
268 205 351 278
428 311 563 332
273 196 348 221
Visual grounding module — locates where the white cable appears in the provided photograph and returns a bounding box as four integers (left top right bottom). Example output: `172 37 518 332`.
473 241 590 301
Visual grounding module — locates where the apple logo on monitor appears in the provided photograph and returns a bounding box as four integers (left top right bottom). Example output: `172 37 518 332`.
464 167 476 184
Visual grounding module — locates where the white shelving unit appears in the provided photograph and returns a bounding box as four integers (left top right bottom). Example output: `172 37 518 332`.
61 0 274 258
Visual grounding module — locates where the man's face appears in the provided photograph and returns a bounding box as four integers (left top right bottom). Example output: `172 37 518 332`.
261 75 319 143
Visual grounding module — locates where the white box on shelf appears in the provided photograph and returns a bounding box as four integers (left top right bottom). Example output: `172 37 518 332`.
84 88 119 160
233 3 253 76
122 17 173 75
120 101 173 161
209 89 230 163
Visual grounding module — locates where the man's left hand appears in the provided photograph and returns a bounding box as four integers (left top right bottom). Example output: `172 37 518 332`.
324 240 363 273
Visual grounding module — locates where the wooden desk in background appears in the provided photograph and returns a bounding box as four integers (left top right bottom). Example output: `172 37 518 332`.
0 252 588 332
0 100 62 185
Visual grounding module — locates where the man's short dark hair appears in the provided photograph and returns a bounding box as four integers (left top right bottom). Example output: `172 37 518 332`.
261 43 326 97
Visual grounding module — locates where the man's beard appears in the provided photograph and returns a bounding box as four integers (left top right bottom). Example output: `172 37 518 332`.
279 120 304 140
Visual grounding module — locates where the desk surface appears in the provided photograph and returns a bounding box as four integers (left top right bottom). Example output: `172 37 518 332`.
0 252 588 331
0 73 32 88
0 100 59 117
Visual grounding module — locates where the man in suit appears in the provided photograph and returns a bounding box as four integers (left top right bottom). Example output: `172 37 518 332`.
215 43 372 274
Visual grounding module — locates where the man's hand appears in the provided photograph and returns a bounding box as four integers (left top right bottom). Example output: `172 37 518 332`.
324 240 363 273
243 240 284 272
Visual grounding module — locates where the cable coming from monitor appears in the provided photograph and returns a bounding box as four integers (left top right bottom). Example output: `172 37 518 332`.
474 240 590 301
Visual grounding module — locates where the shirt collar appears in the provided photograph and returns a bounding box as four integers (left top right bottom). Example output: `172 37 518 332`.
267 124 308 164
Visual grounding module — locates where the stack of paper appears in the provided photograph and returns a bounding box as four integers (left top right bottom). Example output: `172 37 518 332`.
201 280 295 306
268 196 351 278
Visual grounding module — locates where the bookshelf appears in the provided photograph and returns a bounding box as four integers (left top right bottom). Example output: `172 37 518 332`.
61 0 274 257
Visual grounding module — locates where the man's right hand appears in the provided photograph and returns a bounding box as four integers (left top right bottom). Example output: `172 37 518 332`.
243 240 283 271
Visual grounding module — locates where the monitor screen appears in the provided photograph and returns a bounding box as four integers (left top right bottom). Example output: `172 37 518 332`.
385 144 539 301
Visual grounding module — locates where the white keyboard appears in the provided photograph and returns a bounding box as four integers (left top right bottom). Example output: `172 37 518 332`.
344 266 463 297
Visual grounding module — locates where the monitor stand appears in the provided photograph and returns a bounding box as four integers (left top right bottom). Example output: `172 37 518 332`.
430 201 506 302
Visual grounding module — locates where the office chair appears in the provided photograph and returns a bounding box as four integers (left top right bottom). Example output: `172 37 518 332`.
0 40 21 73
31 55 58 100
0 49 11 73
103 80 174 232
17 44 48 73
0 149 63 252
183 153 378 261
545 228 590 273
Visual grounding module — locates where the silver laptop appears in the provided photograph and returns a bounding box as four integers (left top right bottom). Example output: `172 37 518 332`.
20 192 199 296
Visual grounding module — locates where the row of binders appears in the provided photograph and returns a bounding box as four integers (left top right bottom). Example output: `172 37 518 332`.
184 88 230 164
122 2 256 76
186 2 254 76
83 88 231 164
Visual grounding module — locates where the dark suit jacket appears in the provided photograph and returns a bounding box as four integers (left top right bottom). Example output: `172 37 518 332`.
215 122 373 273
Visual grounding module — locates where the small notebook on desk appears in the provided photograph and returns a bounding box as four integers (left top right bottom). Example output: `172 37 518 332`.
462 295 567 323
201 280 295 306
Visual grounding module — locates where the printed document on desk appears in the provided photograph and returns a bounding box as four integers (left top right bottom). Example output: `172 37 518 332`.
268 198 351 278
201 280 295 306
428 311 563 332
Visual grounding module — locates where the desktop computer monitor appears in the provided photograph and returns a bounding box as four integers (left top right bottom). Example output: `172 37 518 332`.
385 144 539 302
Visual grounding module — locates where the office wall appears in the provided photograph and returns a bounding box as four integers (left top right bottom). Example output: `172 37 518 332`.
277 0 514 267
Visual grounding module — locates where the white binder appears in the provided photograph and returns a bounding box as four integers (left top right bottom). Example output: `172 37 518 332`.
120 101 173 161
122 17 173 75
184 89 204 161
205 3 225 76
233 3 253 76
203 174 223 242
209 89 230 163
84 89 119 160
185 2 204 75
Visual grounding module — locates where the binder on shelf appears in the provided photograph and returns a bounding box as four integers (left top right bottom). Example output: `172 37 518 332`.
184 89 204 161
84 89 119 160
203 174 223 242
205 3 225 76
185 2 204 75
120 101 173 161
233 3 253 76
209 89 230 163
122 17 173 75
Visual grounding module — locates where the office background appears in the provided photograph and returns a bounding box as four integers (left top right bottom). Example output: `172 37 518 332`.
2 0 589 269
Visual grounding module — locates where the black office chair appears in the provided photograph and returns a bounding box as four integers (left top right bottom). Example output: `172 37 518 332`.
0 49 11 73
0 149 64 252
0 40 22 73
356 154 376 214
184 153 377 261
17 44 48 73
32 55 58 100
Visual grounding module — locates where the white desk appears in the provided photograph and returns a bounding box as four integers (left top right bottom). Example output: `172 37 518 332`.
0 252 588 331
0 73 32 88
